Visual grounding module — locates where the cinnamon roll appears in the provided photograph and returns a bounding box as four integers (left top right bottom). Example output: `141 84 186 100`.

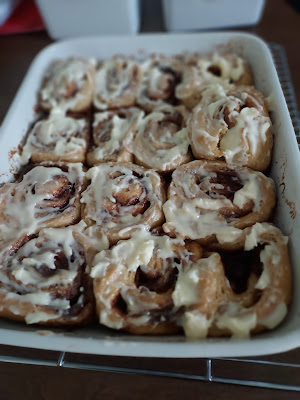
0 223 95 326
20 109 89 164
187 84 273 171
39 58 95 113
137 56 182 112
93 57 143 110
0 163 85 250
132 105 193 172
173 223 291 338
163 160 276 247
81 162 166 245
91 227 203 334
176 52 253 109
87 107 144 167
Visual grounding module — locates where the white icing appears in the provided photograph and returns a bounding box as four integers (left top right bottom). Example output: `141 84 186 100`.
172 266 201 307
216 302 257 338
91 227 184 278
25 311 62 324
220 107 270 165
233 178 259 209
216 227 243 244
92 112 129 159
198 53 245 83
183 310 213 339
99 309 123 329
260 302 287 329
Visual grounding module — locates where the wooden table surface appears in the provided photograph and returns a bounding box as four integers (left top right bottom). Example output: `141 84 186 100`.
0 0 299 398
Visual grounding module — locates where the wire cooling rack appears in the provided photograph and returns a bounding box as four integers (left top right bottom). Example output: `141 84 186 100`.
0 43 299 392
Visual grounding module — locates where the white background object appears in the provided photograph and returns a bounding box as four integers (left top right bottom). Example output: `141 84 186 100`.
36 0 140 39
162 0 266 31
0 32 299 358
0 0 19 25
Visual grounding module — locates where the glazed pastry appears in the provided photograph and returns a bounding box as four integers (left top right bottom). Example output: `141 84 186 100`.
173 223 292 338
0 223 95 326
187 84 273 171
93 57 143 110
176 52 253 109
20 109 89 164
87 107 144 167
39 57 95 113
0 163 85 250
137 55 182 111
81 162 166 245
132 105 193 172
163 160 276 246
91 227 202 334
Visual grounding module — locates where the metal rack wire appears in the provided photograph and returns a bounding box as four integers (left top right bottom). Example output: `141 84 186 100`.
0 43 299 392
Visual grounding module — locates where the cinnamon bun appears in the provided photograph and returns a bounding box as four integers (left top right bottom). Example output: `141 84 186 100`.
163 160 276 247
0 223 95 326
81 162 166 245
20 109 89 164
0 163 85 250
93 57 143 110
176 52 253 109
87 107 144 167
132 105 193 172
91 227 203 334
39 58 95 113
137 56 182 112
173 223 291 338
187 84 273 171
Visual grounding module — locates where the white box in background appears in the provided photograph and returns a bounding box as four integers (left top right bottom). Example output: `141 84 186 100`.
162 0 266 31
36 0 140 39
0 32 299 358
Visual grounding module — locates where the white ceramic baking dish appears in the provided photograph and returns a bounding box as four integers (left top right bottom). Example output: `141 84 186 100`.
0 32 299 358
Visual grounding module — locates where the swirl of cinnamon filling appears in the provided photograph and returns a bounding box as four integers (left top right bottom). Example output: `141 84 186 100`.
173 223 291 338
20 110 89 164
0 223 95 326
39 57 95 113
81 162 166 245
132 105 193 172
137 56 182 112
91 227 203 334
93 57 143 111
0 163 85 250
87 107 144 167
187 84 273 171
176 52 253 109
163 160 276 247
